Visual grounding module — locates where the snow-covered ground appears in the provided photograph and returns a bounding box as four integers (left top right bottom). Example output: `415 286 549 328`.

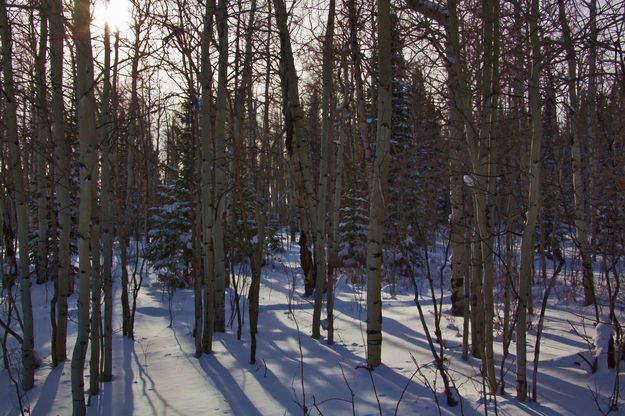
1 237 623 415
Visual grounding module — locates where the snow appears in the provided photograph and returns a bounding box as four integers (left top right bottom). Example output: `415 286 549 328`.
594 321 613 370
1 236 624 415
463 174 475 187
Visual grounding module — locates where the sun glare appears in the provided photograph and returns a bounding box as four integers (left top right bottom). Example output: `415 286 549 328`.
93 0 132 33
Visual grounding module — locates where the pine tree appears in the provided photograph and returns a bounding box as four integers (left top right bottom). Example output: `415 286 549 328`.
338 186 368 268
146 106 195 287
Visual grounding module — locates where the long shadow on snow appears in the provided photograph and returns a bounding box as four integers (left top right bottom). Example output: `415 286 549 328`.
30 362 64 416
138 281 264 414
131 344 175 415
198 354 265 416
251 303 476 415
138 260 473 415
235 263 477 413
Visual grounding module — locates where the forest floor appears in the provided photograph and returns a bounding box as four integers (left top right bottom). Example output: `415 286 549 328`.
1 235 624 415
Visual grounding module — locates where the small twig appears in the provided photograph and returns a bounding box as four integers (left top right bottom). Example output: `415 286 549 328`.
0 317 23 344
312 396 324 416
368 368 383 416
394 367 419 416
576 352 598 373
339 363 356 416
410 354 442 416
290 309 307 415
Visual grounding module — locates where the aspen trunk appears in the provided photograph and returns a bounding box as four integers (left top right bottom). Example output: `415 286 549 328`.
470 227 484 359
444 0 486 366
311 0 335 340
272 0 315 300
586 0 598 244
0 0 35 390
48 0 70 366
35 9 49 285
100 19 114 382
71 0 98 409
516 0 543 399
273 0 321 335
248 1 267 361
365 0 392 368
213 0 228 333
89 147 101 396
347 0 371 168
474 0 500 393
449 105 467 317
557 0 598 314
121 14 145 339
327 77 346 345
200 0 216 353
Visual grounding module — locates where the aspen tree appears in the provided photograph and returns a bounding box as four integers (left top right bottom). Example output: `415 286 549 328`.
311 0 335 340
0 0 35 390
437 0 470 322
516 0 543 400
34 6 50 285
49 0 70 367
89 58 102 393
273 0 321 338
327 55 348 345
365 0 392 368
476 0 499 393
586 0 598 241
404 0 472 349
347 0 370 165
213 0 228 334
250 0 271 360
122 3 147 338
557 0 598 315
228 0 263 363
100 15 114 382
71 0 98 409
272 0 314 296
200 0 216 353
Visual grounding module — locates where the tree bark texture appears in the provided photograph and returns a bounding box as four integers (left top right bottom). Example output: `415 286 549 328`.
365 0 392 368
71 0 98 410
0 0 35 390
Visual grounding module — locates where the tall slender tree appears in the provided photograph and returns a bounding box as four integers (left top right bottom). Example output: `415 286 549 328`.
70 0 98 410
0 0 35 390
49 0 70 367
558 0 598 316
311 0 335 341
213 0 228 334
516 0 543 400
100 11 114 382
199 0 216 354
365 0 391 368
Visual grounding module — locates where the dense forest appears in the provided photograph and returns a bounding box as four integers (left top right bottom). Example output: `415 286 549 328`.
1 0 624 414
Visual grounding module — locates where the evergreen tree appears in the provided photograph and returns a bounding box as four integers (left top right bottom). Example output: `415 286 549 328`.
145 105 195 287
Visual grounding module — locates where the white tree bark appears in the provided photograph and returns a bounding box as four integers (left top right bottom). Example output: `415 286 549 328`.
0 0 35 390
100 17 114 382
213 0 228 334
557 0 598 314
70 0 98 410
311 0 335 340
366 0 392 368
34 9 49 285
516 0 543 400
200 0 216 353
48 0 70 367
273 0 322 339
